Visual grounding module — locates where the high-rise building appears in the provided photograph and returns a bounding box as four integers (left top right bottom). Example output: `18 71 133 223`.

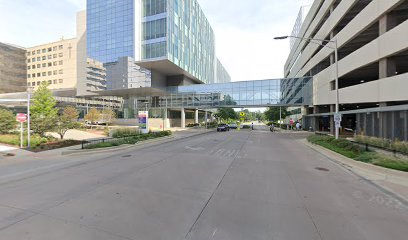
0 42 27 94
86 0 230 86
26 38 78 91
283 0 408 140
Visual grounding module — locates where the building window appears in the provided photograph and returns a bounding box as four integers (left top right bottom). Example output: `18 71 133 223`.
42 72 46 76
53 70 57 75
59 79 63 83
59 53 63 57
37 64 41 68
27 66 31 70
27 52 31 56
37 50 41 54
330 80 335 91
42 49 46 53
59 45 63 50
32 51 35 55
53 79 57 84
59 69 63 74
48 55 52 59
37 81 40 85
59 60 63 65
48 80 52 84
27 74 31 78
53 62 57 66
42 56 46 60
48 71 52 76
53 54 57 58
48 62 52 67
42 63 46 67
27 59 31 63
32 58 36 62
37 57 41 61
32 82 36 86
53 46 57 51
37 73 40 77
48 47 52 52
32 65 35 69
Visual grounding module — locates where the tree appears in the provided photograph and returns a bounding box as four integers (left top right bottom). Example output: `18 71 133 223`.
215 108 238 121
85 108 101 128
101 108 116 126
0 108 16 134
264 107 288 122
30 82 58 136
55 106 80 139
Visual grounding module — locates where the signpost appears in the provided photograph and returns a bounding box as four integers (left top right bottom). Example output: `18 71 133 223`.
16 113 27 148
138 111 149 134
334 113 342 133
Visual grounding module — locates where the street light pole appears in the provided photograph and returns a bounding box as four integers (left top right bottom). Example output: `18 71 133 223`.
274 35 340 139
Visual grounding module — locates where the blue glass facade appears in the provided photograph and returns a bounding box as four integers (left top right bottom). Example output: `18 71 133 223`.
87 0 230 84
87 0 135 63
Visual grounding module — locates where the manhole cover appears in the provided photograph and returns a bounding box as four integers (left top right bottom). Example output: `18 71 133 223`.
315 167 330 172
122 155 132 158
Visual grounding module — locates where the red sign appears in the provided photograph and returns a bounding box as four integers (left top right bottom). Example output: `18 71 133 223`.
16 113 27 123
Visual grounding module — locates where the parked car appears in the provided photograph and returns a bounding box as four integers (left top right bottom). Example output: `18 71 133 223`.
217 124 230 132
228 123 238 129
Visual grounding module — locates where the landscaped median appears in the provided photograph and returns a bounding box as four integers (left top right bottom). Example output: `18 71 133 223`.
307 135 408 172
83 131 172 149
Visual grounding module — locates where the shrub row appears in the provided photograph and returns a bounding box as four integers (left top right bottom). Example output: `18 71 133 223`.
355 135 408 155
308 135 408 172
85 131 172 149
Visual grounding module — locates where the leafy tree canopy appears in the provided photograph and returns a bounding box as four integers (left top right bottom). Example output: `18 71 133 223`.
264 107 288 122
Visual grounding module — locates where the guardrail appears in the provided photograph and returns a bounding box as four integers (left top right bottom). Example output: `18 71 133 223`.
81 136 135 149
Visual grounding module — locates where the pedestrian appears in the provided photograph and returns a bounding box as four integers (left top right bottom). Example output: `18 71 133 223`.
270 123 275 132
251 122 254 130
296 122 301 131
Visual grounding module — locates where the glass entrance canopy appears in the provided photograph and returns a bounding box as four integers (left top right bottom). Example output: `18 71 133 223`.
96 77 312 110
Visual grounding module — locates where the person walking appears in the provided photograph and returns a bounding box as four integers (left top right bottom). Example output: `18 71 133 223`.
251 122 254 130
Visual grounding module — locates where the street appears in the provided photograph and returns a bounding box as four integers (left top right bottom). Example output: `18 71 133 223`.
0 130 407 240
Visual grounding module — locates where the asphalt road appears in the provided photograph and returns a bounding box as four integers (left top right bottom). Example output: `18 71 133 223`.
0 130 407 240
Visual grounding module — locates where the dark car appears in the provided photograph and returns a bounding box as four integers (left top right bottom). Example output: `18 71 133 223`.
217 124 230 132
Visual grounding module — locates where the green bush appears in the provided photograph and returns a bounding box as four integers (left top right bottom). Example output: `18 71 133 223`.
0 109 16 134
111 128 140 138
355 135 408 154
308 134 408 172
0 134 54 147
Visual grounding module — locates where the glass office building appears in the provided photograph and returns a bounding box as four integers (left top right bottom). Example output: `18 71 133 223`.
87 0 231 85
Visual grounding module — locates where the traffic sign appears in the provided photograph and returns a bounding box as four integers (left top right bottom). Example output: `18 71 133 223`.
334 113 342 122
239 112 246 117
16 113 27 123
335 121 341 128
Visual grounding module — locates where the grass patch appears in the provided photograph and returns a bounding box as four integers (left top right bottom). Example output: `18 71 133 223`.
307 135 408 172
84 131 172 149
0 134 53 147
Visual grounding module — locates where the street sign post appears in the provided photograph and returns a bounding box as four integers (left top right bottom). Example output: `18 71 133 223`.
334 113 342 123
16 114 27 148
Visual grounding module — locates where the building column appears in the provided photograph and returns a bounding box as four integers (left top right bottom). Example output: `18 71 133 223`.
181 108 186 129
195 109 199 124
313 106 319 131
379 103 388 138
204 110 208 129
330 105 335 135
379 58 396 79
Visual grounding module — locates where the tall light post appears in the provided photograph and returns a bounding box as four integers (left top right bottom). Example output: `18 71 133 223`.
27 87 34 149
274 35 340 139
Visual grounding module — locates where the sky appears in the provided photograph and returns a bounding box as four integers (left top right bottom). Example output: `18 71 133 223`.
0 0 311 81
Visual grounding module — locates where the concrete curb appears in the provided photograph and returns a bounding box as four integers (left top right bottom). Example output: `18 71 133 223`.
302 139 408 203
61 130 215 156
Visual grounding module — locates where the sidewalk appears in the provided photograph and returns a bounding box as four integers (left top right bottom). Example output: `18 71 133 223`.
302 139 408 203
0 128 215 162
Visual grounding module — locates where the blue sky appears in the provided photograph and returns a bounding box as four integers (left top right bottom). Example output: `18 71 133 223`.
0 0 310 80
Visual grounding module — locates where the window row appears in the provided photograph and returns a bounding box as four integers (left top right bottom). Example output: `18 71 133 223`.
27 53 64 63
27 70 64 78
143 0 167 17
142 41 166 59
27 61 63 70
28 79 64 86
143 18 167 40
27 45 63 56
